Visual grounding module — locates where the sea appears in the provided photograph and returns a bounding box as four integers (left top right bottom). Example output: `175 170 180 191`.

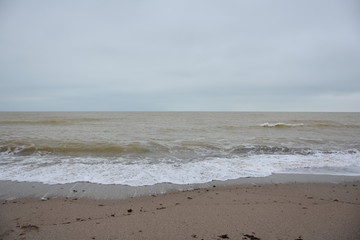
0 112 359 186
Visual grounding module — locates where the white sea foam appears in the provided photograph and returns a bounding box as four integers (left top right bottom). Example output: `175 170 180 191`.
260 122 305 127
0 152 359 186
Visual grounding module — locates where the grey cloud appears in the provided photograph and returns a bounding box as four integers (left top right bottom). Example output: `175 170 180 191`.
0 0 359 111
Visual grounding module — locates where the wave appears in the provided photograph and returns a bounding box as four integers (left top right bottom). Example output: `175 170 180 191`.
260 122 304 128
2 140 359 162
0 142 164 158
230 145 313 155
0 150 359 186
260 121 360 129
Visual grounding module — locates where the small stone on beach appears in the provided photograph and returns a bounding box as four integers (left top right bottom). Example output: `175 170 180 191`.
218 234 229 239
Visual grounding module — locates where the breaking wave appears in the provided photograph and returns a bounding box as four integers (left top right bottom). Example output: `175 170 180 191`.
260 121 360 128
260 122 304 128
2 141 355 160
0 150 359 186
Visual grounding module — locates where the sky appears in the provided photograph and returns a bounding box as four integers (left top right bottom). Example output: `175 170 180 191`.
0 0 359 112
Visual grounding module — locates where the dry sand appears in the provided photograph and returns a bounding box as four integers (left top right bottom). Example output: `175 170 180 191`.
1 181 359 240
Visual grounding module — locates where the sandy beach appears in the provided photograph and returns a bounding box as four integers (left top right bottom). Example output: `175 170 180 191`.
1 177 359 240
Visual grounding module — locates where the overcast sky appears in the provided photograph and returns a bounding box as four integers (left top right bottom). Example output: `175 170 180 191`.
0 0 359 111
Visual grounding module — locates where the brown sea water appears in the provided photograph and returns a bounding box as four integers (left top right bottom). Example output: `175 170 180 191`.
0 112 359 186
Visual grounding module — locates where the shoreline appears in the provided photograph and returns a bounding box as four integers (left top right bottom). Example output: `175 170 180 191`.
1 175 359 240
1 173 359 200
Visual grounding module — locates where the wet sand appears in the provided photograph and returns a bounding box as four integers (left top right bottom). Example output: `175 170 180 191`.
1 176 360 240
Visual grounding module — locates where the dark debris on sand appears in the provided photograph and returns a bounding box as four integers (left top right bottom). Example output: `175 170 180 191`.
218 234 230 239
21 224 40 232
243 233 261 240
